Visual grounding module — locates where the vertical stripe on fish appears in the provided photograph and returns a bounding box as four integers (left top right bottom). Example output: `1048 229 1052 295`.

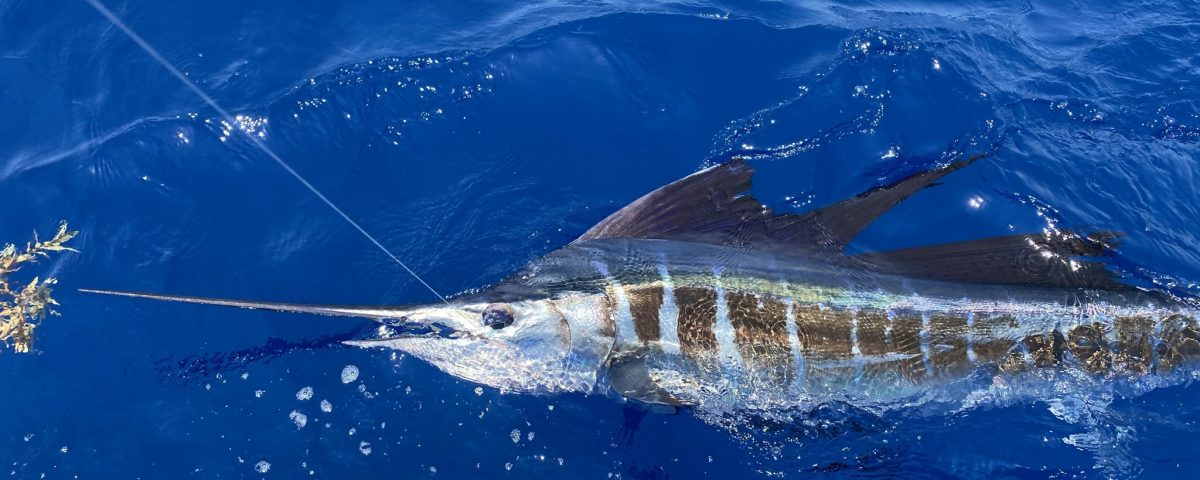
713 279 744 371
793 304 855 392
603 283 638 347
971 314 1018 366
888 312 928 383
657 263 682 355
1114 315 1155 374
626 284 664 343
927 313 971 378
675 286 719 368
1157 314 1200 372
855 309 899 384
784 299 805 391
726 291 793 389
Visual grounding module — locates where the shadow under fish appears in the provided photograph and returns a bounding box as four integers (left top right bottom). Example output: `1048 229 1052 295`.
85 155 1200 414
153 327 363 383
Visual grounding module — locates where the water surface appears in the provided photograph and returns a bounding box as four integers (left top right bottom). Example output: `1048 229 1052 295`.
2 0 1199 477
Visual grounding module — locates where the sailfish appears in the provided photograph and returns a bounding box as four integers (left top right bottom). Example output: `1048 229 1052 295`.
83 156 1200 410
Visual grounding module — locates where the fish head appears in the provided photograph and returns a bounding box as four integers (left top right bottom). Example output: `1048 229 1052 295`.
346 290 614 394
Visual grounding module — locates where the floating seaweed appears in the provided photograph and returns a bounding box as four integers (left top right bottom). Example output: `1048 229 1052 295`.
0 221 77 353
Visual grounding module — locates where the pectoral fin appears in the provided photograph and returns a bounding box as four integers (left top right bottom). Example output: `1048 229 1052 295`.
606 351 689 407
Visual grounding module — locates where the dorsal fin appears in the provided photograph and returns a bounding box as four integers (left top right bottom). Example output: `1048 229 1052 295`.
577 159 766 244
775 154 985 250
577 155 984 254
853 231 1126 288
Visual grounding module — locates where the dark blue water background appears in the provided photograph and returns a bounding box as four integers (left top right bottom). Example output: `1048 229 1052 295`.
3 0 1200 477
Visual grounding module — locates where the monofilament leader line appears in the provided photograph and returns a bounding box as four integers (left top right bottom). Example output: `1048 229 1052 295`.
82 0 451 305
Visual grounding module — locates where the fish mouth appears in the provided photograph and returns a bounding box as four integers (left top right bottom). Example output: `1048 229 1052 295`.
343 320 476 350
377 320 468 340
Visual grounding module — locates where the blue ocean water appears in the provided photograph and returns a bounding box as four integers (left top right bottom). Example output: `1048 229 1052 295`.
3 0 1200 477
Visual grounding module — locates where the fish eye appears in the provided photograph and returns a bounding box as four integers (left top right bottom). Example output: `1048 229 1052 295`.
481 304 515 329
382 316 407 327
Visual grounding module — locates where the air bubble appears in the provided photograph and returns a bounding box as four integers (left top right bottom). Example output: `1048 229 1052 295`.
289 410 308 429
341 365 360 383
254 461 271 473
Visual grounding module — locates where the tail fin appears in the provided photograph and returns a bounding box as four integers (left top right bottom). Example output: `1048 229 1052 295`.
79 288 407 321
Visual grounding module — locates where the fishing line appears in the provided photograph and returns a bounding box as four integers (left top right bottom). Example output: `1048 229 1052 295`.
82 0 451 305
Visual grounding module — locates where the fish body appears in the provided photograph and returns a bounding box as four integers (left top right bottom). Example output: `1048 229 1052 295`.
83 156 1200 411
520 237 1198 408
